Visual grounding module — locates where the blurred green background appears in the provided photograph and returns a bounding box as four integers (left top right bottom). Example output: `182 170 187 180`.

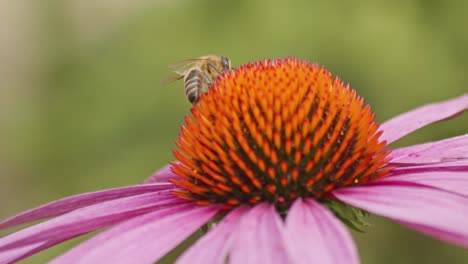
1 0 467 263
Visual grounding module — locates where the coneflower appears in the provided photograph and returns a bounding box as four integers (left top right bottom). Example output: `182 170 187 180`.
1 58 467 264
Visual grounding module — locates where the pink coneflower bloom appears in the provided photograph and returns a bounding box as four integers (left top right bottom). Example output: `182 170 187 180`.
0 58 467 264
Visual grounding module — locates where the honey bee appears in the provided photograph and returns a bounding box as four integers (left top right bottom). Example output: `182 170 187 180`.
163 55 231 103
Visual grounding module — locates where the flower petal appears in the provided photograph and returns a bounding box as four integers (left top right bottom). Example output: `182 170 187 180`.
51 203 220 264
333 183 468 248
229 203 290 264
380 94 468 144
0 191 182 253
390 162 468 175
0 183 174 231
401 221 468 250
50 203 192 263
379 170 468 197
283 199 359 264
176 206 248 264
142 163 178 184
390 134 468 164
0 241 46 264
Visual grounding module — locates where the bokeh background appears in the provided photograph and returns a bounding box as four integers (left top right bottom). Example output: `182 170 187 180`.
1 0 467 263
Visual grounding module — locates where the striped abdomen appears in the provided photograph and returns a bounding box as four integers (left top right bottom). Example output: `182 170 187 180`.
184 68 203 104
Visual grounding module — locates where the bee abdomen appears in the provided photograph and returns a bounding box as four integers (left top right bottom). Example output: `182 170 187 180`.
184 69 203 103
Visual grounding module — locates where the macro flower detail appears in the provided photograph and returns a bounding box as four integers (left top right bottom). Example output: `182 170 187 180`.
171 60 390 210
0 58 467 264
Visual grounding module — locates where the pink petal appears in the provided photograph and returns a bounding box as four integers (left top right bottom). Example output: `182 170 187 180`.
51 203 193 263
283 199 359 264
0 183 174 231
390 162 468 174
229 203 290 264
0 191 182 254
51 203 220 264
142 163 178 184
401 221 468 250
0 242 47 264
378 170 468 197
176 206 248 264
380 94 468 144
390 134 468 164
333 183 468 248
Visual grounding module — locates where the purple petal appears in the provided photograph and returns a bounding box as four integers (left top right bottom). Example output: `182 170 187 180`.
378 170 468 197
400 221 468 249
51 204 193 263
391 162 468 174
390 134 468 164
283 199 359 264
176 206 248 264
390 160 468 172
380 94 468 144
142 163 178 184
51 203 220 264
0 191 183 254
0 242 46 264
333 184 468 248
229 203 290 264
0 183 174 231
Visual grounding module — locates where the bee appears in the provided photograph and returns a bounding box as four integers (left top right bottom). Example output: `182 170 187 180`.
163 55 231 103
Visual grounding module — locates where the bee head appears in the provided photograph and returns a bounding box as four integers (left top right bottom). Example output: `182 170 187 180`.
221 56 231 70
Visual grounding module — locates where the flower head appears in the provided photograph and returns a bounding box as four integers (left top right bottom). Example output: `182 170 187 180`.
1 58 467 264
172 59 390 210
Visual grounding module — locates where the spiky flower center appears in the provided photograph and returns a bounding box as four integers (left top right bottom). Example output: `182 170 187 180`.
171 58 390 210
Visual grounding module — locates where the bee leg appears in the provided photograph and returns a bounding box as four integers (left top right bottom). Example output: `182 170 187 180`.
203 73 213 87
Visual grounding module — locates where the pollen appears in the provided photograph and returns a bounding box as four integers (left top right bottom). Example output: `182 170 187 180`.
170 58 391 209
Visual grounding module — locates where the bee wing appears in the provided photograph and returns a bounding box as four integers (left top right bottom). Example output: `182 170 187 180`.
163 57 211 85
168 58 211 69
160 71 185 85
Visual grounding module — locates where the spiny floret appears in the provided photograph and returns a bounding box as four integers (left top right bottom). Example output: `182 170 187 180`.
171 58 391 209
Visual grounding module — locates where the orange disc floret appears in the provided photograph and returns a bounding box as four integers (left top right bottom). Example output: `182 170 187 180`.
170 58 391 209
